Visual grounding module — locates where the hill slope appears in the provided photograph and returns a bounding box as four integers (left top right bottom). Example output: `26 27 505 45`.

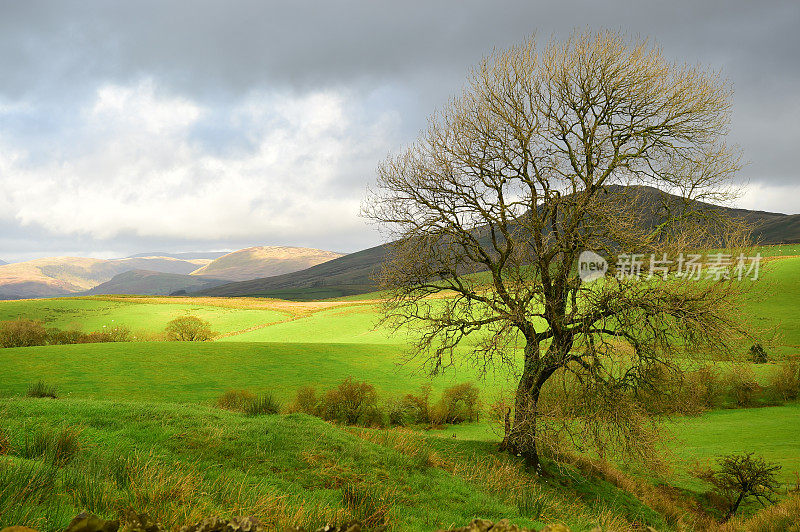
190 246 344 281
196 186 800 300
0 256 209 299
195 244 387 299
81 269 229 296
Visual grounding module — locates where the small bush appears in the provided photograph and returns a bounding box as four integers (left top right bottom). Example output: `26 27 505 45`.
215 390 257 412
684 365 724 411
46 328 86 345
320 377 384 427
244 393 281 416
750 343 768 364
27 380 57 399
385 398 409 426
0 319 48 348
726 366 762 408
82 325 132 343
434 382 481 424
292 385 320 416
400 384 432 424
768 361 800 401
165 315 215 341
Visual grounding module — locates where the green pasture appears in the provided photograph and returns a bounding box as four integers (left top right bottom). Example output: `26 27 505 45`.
0 341 519 404
0 298 289 337
218 304 403 344
669 402 800 488
433 403 800 488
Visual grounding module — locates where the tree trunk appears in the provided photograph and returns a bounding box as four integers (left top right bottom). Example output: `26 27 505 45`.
504 342 545 472
722 492 745 523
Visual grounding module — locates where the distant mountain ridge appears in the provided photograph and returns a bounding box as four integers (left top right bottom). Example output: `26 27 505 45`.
194 244 387 300
190 246 344 281
194 186 800 300
126 251 230 260
0 256 210 299
0 245 343 299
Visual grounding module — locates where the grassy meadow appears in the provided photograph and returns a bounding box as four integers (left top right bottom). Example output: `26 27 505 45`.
1 248 799 530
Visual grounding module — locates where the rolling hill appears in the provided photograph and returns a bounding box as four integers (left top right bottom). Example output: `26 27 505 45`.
0 246 345 299
189 246 344 281
0 259 7 266
80 269 229 296
196 186 800 300
194 243 388 299
0 256 210 299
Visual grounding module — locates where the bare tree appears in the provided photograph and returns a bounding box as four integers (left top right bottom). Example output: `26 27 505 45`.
364 31 751 471
695 453 782 522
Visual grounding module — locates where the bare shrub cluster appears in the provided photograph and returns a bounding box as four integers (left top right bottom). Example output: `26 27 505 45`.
290 378 481 428
0 318 131 348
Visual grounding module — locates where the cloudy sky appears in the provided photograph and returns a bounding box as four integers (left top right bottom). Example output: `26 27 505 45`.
0 1 798 262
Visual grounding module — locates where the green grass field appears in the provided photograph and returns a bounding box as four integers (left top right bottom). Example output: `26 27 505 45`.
0 397 676 532
0 297 290 338
0 341 518 403
1 253 799 530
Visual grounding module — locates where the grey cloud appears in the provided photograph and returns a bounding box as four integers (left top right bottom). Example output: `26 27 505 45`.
0 0 797 260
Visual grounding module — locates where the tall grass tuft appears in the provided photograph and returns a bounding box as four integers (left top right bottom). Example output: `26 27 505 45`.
0 428 11 456
21 426 81 466
0 459 65 528
26 380 58 399
216 389 257 411
341 482 392 529
515 488 547 520
244 393 282 416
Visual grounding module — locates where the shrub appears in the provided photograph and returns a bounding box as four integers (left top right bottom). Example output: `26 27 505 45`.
750 343 768 364
768 361 800 401
244 393 282 416
46 328 86 345
400 384 432 424
726 366 762 408
82 325 132 343
320 377 384 427
291 385 320 415
434 382 481 424
684 365 724 411
385 398 409 426
165 315 215 341
27 380 57 399
0 319 48 348
215 390 257 411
